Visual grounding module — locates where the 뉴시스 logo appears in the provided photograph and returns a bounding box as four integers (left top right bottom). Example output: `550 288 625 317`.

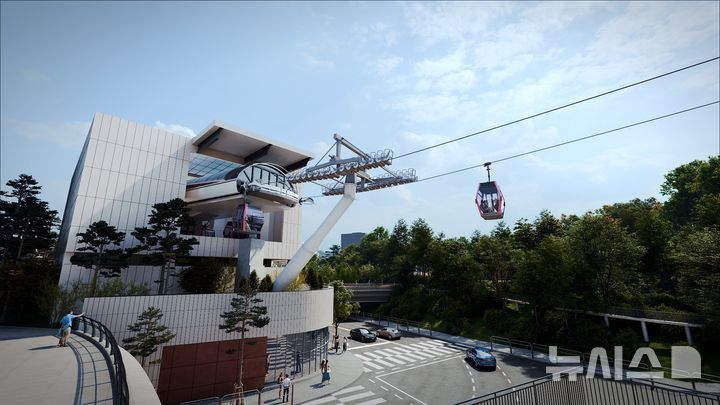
546 346 702 381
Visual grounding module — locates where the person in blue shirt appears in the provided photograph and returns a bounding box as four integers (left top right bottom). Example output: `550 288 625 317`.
57 310 84 347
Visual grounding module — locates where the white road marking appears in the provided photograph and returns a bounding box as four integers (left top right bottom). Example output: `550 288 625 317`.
383 357 407 366
380 386 389 391
473 386 476 392
355 354 371 361
376 376 428 405
368 378 376 384
502 371 507 377
507 378 512 384
364 352 383 359
365 362 384 370
363 367 371 373
347 340 392 350
338 392 375 402
301 396 339 405
332 386 365 396
397 352 426 361
376 354 465 378
394 394 403 400
471 378 475 384
377 348 404 356
355 399 386 405
373 358 396 368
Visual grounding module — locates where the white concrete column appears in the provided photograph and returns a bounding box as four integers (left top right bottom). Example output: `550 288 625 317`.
640 321 649 342
685 326 694 346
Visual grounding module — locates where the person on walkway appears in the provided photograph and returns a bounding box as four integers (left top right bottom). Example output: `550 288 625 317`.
321 360 330 385
325 362 331 385
319 359 326 385
295 350 302 373
334 335 339 353
282 374 292 402
277 371 284 399
342 337 348 353
57 310 84 347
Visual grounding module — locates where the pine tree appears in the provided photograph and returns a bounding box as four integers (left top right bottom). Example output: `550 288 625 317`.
0 174 58 264
122 306 175 367
129 198 198 295
219 275 269 402
70 220 127 296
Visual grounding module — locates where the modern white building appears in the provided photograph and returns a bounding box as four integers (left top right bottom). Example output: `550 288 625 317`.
54 113 334 404
56 112 314 293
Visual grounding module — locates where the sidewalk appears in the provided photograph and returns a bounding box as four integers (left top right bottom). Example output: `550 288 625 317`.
0 326 114 404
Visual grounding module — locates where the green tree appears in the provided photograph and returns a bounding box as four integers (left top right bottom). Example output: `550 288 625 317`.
129 198 199 295
180 259 233 294
258 274 273 292
661 156 720 228
670 227 720 326
408 219 434 279
219 276 270 400
568 214 644 308
0 174 58 264
329 280 353 336
122 306 176 367
513 236 573 322
70 220 127 296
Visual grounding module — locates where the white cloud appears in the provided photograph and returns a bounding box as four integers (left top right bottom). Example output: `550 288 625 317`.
3 118 89 147
415 49 467 78
351 22 398 46
393 94 480 123
403 2 510 45
304 55 335 69
154 121 196 138
372 56 404 76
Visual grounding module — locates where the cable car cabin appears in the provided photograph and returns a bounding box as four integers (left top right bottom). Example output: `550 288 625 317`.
222 204 265 239
475 181 504 220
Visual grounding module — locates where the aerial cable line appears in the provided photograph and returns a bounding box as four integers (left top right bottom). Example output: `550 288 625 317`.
415 100 719 183
394 56 720 160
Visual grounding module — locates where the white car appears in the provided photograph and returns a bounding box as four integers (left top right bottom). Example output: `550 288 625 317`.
376 327 401 340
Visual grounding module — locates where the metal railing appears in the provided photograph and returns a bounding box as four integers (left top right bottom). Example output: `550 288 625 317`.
74 316 130 405
359 312 436 337
606 306 705 324
455 370 720 405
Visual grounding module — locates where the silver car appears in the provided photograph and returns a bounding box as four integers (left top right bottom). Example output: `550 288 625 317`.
376 327 401 340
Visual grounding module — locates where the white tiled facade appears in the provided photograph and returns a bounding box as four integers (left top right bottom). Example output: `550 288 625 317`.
56 113 305 293
82 288 333 385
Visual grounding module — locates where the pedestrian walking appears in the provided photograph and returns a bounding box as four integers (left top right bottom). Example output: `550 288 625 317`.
333 335 339 353
57 310 84 347
325 363 332 385
295 351 302 373
342 337 348 353
277 371 284 399
319 359 326 384
321 360 330 385
282 374 292 402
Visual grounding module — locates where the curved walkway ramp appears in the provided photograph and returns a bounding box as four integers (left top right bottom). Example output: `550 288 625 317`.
0 324 159 405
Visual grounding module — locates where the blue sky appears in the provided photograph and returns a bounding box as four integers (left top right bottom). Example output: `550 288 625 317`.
2 1 719 249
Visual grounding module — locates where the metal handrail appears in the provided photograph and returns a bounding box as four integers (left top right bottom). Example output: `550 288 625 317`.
74 316 130 405
454 368 720 404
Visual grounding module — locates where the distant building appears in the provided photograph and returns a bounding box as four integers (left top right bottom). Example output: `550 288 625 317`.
341 232 366 249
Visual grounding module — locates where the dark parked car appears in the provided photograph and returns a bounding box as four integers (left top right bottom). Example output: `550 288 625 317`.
350 328 377 343
375 327 401 340
466 347 496 370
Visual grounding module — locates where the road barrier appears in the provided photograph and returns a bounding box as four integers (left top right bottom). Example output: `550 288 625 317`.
454 371 720 405
74 316 130 405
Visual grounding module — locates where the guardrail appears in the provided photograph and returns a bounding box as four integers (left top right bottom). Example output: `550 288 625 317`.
359 312 436 337
455 369 720 405
606 306 705 324
180 385 294 405
74 316 130 405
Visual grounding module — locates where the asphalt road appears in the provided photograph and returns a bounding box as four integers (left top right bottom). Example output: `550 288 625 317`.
301 321 548 405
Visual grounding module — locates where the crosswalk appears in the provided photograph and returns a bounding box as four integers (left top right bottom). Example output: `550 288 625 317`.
353 339 466 373
299 385 386 405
